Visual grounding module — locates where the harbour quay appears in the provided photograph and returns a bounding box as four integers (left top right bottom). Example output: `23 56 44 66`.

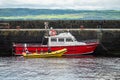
0 29 120 56
0 20 120 56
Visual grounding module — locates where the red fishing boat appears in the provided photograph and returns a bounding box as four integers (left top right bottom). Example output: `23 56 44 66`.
13 28 99 56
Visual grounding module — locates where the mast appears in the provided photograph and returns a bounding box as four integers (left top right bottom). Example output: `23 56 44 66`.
44 22 49 36
44 22 51 52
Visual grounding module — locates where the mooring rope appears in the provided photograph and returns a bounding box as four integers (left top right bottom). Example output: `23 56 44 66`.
97 25 111 53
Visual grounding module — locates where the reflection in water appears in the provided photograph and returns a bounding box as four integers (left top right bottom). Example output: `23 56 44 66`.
0 56 120 80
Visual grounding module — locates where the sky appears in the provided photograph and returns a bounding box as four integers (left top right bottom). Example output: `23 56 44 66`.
0 0 120 10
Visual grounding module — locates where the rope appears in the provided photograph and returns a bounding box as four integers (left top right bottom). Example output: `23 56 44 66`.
97 25 110 53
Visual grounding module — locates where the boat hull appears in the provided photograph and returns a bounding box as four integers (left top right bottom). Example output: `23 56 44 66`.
13 43 98 56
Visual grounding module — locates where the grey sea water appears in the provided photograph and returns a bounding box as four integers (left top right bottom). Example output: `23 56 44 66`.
0 56 120 80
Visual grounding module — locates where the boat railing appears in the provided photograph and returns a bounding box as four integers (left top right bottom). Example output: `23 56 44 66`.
13 43 48 47
80 39 98 43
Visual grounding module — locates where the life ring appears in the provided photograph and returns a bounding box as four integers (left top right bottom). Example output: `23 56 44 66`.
49 29 57 36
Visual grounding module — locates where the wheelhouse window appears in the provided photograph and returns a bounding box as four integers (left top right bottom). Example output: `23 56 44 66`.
58 38 64 42
66 38 73 42
51 38 57 42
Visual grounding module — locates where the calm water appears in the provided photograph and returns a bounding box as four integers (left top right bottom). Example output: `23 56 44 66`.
0 56 120 80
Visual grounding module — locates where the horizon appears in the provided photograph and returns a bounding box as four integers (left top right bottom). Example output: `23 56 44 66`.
0 8 120 11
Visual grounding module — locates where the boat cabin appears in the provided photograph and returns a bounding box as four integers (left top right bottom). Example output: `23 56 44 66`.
47 32 86 46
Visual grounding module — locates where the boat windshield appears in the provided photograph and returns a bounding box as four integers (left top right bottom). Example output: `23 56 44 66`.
51 38 57 42
58 38 64 42
66 38 73 42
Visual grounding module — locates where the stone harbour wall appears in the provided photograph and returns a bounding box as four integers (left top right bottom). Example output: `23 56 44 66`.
0 29 120 56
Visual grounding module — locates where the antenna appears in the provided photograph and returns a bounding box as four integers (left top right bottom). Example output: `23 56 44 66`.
44 22 49 37
44 22 49 29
